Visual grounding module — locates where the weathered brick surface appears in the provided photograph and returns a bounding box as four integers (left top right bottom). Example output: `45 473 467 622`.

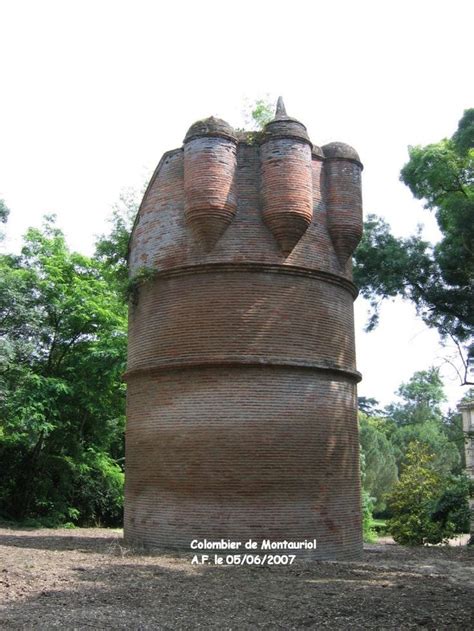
261 137 313 255
184 135 237 251
125 108 364 559
127 270 357 375
323 142 363 265
128 146 346 277
125 367 361 559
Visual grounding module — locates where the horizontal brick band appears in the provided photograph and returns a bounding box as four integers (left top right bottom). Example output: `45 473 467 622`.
127 270 357 376
130 262 359 299
124 358 362 383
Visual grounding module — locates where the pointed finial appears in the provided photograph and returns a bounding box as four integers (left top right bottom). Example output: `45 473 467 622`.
275 96 287 119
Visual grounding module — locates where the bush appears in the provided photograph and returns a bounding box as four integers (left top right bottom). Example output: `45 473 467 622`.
72 450 124 526
431 475 471 534
387 441 455 545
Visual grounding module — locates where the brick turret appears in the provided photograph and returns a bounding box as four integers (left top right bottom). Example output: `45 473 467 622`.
323 141 363 265
260 98 314 254
183 117 238 251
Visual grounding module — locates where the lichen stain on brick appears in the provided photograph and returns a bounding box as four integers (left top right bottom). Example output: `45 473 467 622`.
125 100 364 560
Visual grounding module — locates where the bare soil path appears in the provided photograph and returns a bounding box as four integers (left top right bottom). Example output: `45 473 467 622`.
0 527 472 629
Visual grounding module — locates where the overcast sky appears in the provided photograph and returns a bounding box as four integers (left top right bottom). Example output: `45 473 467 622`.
1 0 472 409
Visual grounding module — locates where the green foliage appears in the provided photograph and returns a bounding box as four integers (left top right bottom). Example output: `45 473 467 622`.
359 448 377 542
387 442 455 545
442 409 466 471
431 475 471 534
359 368 471 541
243 98 274 131
0 199 9 241
359 413 398 511
354 109 474 362
361 489 377 543
372 518 389 536
384 369 461 476
251 100 274 129
386 368 444 428
126 266 156 305
0 217 127 526
95 188 139 294
353 215 433 331
71 449 124 526
391 421 461 477
358 396 383 417
392 368 446 423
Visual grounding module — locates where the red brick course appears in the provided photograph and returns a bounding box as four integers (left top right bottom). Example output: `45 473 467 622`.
260 138 313 255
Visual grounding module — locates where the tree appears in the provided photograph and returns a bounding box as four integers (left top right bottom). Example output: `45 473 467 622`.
443 408 467 472
386 368 446 426
358 396 384 417
242 98 274 130
385 368 460 475
359 413 398 512
360 370 471 537
354 109 474 383
0 217 127 525
0 199 9 241
387 441 455 545
391 422 461 477
95 188 140 295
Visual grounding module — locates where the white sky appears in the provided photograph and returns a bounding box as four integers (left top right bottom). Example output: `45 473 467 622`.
1 0 472 409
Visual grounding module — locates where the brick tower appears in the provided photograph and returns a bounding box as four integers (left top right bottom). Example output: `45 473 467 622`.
124 99 364 559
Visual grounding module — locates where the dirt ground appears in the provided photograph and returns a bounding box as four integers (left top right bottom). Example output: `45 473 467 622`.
0 528 473 630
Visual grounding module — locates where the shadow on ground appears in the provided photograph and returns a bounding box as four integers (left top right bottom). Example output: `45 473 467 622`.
1 529 473 630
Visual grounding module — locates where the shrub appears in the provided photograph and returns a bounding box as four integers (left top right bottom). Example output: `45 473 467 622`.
431 475 471 534
387 441 455 545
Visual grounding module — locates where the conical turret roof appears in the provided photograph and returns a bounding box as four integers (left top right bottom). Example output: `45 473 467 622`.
262 97 311 146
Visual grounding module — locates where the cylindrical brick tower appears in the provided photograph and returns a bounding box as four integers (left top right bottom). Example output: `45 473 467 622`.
125 99 364 560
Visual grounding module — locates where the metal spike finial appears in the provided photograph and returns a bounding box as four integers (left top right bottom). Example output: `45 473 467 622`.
275 96 287 119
